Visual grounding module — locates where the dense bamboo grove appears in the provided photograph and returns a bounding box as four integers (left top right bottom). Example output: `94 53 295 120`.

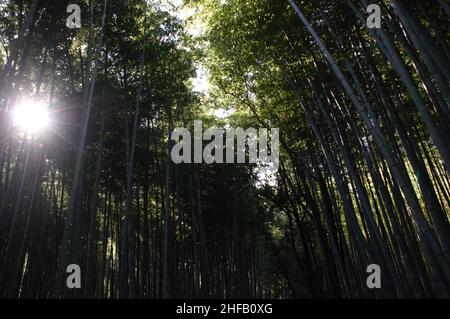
0 0 448 299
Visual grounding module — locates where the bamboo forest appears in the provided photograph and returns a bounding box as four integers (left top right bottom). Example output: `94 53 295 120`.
0 0 449 300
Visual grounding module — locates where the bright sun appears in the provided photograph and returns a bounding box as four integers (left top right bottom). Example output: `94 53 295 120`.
12 99 50 134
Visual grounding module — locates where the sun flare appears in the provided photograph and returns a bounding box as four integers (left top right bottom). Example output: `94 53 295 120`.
11 99 50 134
